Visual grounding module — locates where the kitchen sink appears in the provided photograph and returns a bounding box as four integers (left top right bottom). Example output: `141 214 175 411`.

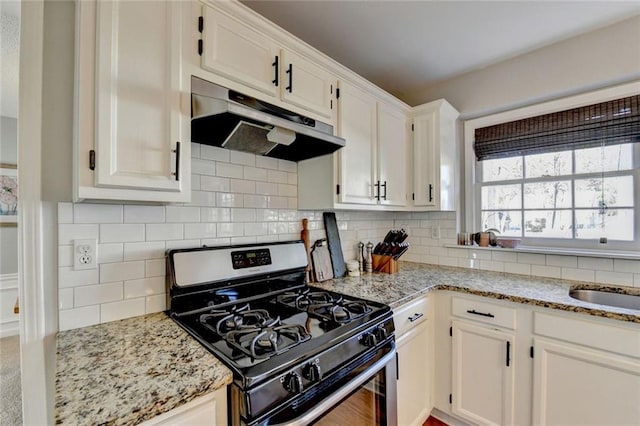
569 289 640 311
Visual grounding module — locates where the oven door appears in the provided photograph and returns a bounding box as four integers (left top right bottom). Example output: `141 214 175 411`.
267 342 397 426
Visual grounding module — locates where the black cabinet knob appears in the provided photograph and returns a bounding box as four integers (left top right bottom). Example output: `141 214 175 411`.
283 372 303 394
303 362 322 382
361 332 378 347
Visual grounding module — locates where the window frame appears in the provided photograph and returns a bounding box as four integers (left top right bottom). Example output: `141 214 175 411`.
464 82 640 252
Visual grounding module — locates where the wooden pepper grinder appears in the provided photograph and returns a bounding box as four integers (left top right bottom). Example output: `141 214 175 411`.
301 218 312 282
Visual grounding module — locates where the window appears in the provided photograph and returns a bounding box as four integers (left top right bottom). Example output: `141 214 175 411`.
466 89 640 251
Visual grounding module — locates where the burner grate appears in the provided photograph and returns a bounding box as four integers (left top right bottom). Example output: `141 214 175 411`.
226 323 311 359
199 304 279 336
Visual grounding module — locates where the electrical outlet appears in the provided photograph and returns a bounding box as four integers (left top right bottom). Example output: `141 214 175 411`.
431 225 440 239
73 239 97 270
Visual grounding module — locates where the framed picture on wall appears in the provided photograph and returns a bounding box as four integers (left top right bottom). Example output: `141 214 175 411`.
0 164 18 226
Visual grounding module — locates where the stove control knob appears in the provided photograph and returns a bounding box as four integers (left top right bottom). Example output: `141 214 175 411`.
283 372 303 394
373 326 388 341
361 332 378 347
303 362 322 382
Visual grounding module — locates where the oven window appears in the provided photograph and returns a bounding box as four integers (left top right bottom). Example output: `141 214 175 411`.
312 370 387 425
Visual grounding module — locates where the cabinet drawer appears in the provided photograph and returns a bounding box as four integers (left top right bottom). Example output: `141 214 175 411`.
534 311 640 359
394 296 429 337
451 296 516 330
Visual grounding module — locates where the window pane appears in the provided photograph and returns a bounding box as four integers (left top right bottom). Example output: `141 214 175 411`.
525 151 572 178
481 157 522 182
575 176 634 208
524 181 571 209
575 209 634 241
575 144 634 174
481 184 521 210
524 210 572 238
481 211 522 237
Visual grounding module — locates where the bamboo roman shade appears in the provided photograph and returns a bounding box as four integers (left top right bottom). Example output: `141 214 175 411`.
474 95 640 161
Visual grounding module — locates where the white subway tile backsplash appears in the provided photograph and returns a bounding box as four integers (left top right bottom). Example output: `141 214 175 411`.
100 261 145 283
287 173 297 185
479 260 504 272
244 222 268 236
191 158 216 176
244 194 268 208
97 243 124 264
74 204 123 224
256 156 279 170
165 239 200 250
244 166 268 181
201 176 230 192
561 268 595 282
146 224 183 241
191 174 201 191
468 250 492 261
231 208 257 223
635 274 640 288
217 193 243 207
184 223 217 239
278 184 297 197
546 255 578 268
58 288 74 310
504 262 531 276
255 182 278 195
201 237 232 246
59 306 100 331
58 245 73 267
578 256 613 271
191 142 201 159
230 150 256 166
100 298 145 323
124 205 165 223
492 251 517 263
438 257 458 267
595 270 634 286
58 267 99 288
517 253 546 265
614 259 640 274
59 224 99 245
124 277 165 299
217 222 244 238
191 190 216 207
201 145 229 162
146 294 166 314
216 162 244 179
123 241 165 261
201 207 231 222
145 259 165 278
74 282 123 307
531 265 562 279
231 236 258 245
100 224 145 243
230 179 256 194
165 206 200 223
278 159 297 173
267 170 288 184
58 203 73 224
268 196 288 209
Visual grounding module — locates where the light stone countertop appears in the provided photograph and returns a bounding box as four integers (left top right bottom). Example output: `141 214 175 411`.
55 262 639 426
55 312 233 426
311 261 640 323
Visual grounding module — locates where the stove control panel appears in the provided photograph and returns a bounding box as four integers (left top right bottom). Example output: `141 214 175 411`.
231 248 272 269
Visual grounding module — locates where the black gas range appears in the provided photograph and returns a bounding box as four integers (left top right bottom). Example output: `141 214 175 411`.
166 241 397 426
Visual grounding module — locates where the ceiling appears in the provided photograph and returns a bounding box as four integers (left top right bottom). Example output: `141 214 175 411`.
1 1 20 118
241 1 640 105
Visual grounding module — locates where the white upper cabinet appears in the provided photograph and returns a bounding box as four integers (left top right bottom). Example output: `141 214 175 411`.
75 0 190 202
201 6 279 97
411 100 459 210
280 49 336 120
377 102 408 207
337 81 378 205
200 4 336 122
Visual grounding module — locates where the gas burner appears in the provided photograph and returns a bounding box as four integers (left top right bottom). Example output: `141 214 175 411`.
308 300 373 324
277 288 342 310
199 304 278 336
226 324 311 359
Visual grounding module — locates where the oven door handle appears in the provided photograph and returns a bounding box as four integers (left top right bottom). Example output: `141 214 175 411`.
272 349 396 426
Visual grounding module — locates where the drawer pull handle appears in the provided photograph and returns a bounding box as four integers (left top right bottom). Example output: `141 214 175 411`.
466 309 494 318
408 313 423 322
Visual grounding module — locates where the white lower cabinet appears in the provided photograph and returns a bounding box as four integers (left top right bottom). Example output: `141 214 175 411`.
451 320 515 426
394 296 433 426
140 387 227 426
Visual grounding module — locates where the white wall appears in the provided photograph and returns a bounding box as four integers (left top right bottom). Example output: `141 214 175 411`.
407 15 640 118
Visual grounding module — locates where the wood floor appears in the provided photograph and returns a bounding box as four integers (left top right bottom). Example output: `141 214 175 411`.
423 415 448 426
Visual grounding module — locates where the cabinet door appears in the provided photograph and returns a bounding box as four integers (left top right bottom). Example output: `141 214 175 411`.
413 112 437 207
377 103 407 207
337 82 377 205
201 5 279 97
397 321 432 426
451 321 515 426
95 0 183 192
532 338 640 426
280 49 336 120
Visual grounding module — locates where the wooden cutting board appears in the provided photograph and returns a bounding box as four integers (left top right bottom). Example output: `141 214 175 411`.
310 239 334 282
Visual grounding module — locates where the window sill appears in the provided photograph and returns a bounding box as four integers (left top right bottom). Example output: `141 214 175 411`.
444 244 640 260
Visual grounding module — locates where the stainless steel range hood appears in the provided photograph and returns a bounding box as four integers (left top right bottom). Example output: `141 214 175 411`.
191 76 345 162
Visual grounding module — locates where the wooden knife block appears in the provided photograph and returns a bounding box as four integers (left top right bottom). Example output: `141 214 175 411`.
372 255 399 274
